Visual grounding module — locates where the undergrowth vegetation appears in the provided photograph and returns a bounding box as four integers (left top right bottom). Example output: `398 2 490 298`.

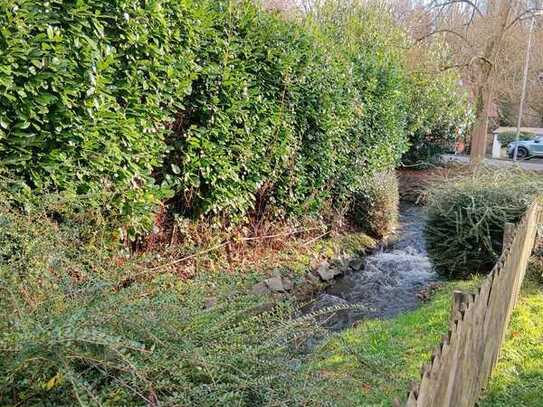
0 195 335 405
425 168 543 278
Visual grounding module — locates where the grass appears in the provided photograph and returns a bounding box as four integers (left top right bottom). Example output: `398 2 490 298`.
480 270 543 406
303 279 479 405
0 194 380 406
304 264 543 406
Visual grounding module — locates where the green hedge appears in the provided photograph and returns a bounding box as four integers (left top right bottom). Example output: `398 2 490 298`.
161 3 410 221
402 53 471 167
0 0 202 233
0 0 468 233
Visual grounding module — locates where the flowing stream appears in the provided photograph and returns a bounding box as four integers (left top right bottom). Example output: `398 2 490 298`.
306 204 440 331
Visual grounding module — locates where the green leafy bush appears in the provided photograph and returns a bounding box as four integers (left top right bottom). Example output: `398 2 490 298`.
0 0 470 234
162 3 411 221
402 61 471 167
349 171 399 238
528 223 543 282
0 0 204 234
425 168 543 279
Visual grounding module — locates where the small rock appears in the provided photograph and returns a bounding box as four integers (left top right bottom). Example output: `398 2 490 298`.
203 297 218 310
316 262 336 281
282 277 293 291
264 276 286 292
349 257 364 271
316 261 329 274
331 266 344 277
251 281 270 296
305 273 321 285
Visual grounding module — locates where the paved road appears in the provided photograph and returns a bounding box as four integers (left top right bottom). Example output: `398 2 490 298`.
441 154 543 172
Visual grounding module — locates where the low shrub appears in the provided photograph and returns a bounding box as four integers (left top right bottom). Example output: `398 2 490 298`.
425 168 543 279
0 196 333 406
349 171 399 239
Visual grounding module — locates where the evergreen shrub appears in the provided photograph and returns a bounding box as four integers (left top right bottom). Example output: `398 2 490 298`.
349 171 399 239
425 168 543 278
0 0 469 234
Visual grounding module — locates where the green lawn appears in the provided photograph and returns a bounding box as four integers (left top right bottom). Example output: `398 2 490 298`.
304 279 478 405
480 274 543 406
304 270 543 406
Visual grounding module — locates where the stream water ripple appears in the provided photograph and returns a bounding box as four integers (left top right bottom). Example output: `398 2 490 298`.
306 204 439 331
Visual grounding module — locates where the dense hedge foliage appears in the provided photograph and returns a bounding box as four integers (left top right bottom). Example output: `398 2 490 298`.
0 0 468 234
402 54 471 167
162 3 411 221
425 168 543 279
0 0 202 233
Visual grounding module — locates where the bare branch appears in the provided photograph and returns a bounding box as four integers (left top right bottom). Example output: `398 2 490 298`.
505 7 543 31
416 28 473 48
439 55 492 72
429 0 483 17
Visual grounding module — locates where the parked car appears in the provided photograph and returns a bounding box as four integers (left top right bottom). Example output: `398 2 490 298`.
508 134 543 159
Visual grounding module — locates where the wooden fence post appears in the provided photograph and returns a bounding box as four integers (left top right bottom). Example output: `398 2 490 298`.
503 223 514 249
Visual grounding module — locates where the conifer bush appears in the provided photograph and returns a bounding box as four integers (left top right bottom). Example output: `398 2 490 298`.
425 168 543 279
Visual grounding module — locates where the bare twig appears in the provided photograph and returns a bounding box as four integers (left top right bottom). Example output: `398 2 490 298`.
302 230 331 246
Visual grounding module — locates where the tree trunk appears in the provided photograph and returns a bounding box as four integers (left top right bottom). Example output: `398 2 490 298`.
470 85 491 164
469 1 513 164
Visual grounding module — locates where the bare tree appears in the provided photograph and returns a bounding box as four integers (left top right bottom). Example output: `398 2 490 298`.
418 0 543 162
496 22 543 127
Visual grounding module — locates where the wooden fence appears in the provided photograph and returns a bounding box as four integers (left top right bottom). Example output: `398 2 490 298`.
403 200 542 407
